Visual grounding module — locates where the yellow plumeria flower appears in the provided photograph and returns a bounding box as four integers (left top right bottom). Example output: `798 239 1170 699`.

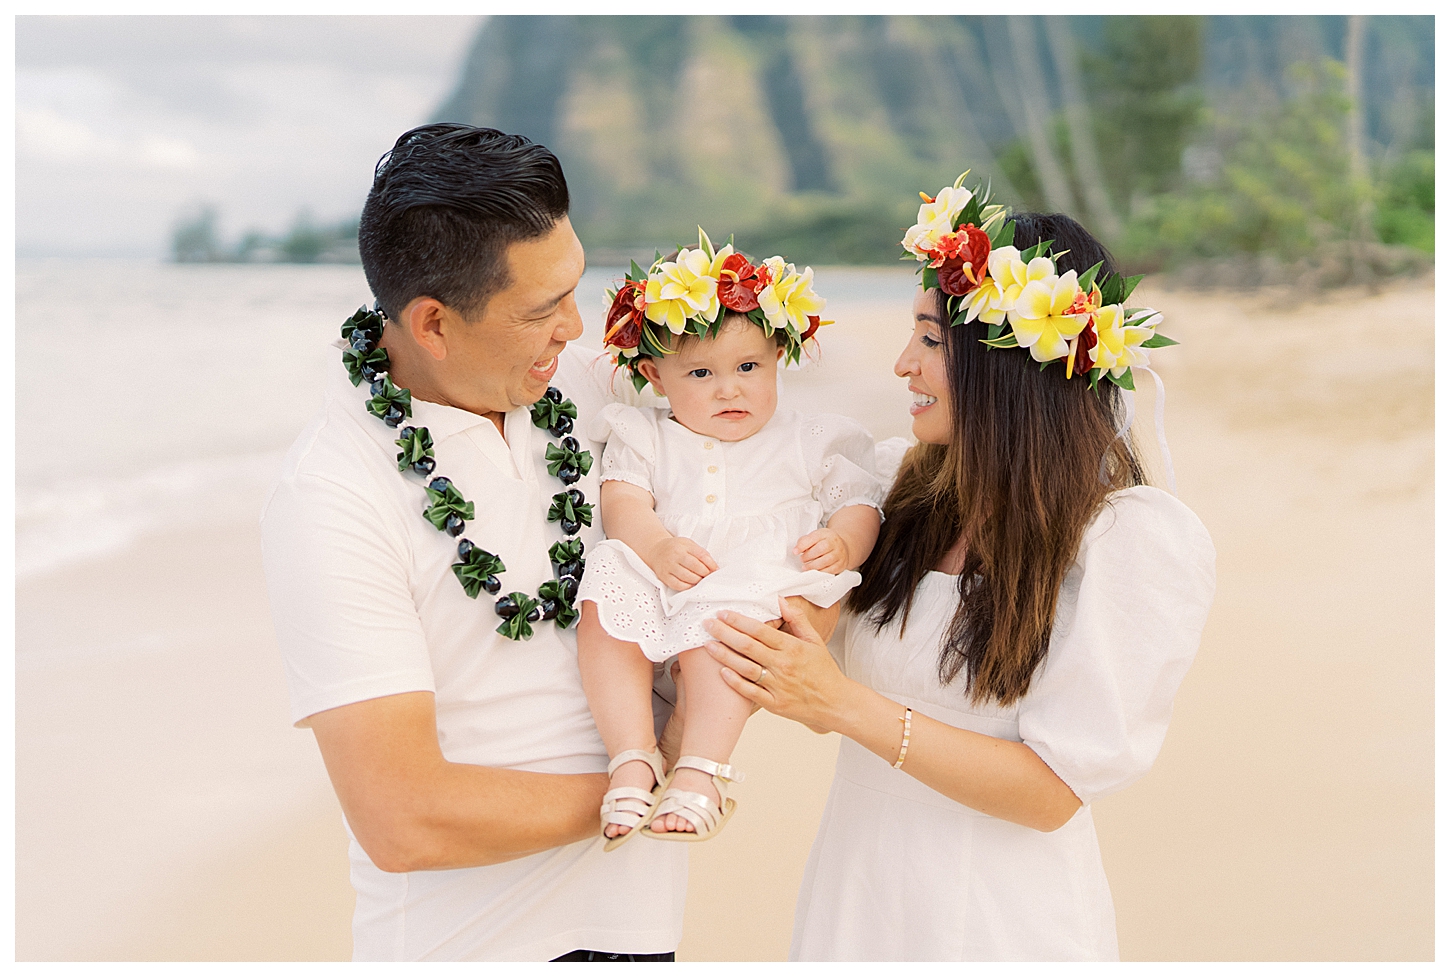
757 256 826 334
963 247 1055 325
645 247 721 334
900 184 974 258
1008 268 1090 362
1090 305 1162 377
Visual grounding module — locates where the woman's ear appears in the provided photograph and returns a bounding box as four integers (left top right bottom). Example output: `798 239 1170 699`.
636 358 667 397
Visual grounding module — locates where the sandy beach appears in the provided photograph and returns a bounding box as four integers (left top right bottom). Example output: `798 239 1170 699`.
14 272 1432 961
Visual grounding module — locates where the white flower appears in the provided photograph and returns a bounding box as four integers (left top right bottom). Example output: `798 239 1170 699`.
900 185 974 259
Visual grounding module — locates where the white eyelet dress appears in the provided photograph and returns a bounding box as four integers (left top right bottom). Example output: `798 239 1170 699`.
576 404 884 661
791 486 1217 961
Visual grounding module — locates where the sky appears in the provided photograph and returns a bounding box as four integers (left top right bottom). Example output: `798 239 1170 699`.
15 15 483 259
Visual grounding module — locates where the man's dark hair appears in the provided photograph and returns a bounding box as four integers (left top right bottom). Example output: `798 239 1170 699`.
358 124 570 321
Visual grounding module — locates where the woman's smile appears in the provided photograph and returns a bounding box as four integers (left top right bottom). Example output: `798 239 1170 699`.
909 389 938 416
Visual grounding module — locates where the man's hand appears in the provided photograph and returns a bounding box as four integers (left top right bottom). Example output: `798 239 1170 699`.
646 536 719 591
795 528 852 573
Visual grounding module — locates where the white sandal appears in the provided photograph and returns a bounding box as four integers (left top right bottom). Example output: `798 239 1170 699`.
599 747 667 852
638 756 743 843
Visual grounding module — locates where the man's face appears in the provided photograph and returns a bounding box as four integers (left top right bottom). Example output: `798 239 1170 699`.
447 216 586 413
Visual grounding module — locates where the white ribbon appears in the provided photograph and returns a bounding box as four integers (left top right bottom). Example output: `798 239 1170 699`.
1140 366 1177 496
1098 368 1176 497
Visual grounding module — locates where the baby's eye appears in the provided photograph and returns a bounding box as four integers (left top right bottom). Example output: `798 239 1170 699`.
689 368 711 378
921 334 943 350
738 362 758 373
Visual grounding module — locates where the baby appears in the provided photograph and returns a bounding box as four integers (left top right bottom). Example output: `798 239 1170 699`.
576 234 882 846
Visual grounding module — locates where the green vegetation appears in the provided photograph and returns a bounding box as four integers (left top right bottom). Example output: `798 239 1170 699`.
171 209 358 264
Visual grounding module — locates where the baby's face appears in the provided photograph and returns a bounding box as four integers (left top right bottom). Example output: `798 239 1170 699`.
641 320 782 442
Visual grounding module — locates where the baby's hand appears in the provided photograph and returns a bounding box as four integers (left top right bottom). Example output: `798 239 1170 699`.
795 528 851 574
647 536 719 591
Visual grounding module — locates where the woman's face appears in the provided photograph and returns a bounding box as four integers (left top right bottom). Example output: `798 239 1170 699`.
894 289 953 445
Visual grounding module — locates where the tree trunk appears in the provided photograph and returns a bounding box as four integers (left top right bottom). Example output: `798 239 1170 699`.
1004 16 1077 215
1044 17 1122 241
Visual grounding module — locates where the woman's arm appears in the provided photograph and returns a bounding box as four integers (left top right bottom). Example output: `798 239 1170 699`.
601 479 718 590
701 601 1083 832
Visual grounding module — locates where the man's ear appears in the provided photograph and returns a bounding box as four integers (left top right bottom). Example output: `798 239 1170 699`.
635 358 667 397
398 297 451 361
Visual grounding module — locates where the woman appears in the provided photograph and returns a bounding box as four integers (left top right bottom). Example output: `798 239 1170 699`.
699 209 1216 960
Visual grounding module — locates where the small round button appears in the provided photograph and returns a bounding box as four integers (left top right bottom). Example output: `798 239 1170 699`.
703 441 714 450
705 494 717 504
707 465 718 474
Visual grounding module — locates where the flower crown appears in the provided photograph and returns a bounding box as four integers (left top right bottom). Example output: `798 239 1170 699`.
902 171 1177 390
603 228 830 392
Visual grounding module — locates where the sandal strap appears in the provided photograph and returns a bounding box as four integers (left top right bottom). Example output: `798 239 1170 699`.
652 789 722 835
673 755 743 784
607 747 665 784
600 787 660 829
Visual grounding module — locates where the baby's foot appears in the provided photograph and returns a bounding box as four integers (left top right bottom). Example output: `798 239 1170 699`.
604 758 660 839
650 767 720 835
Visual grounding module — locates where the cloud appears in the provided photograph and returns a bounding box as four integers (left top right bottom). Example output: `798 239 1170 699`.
18 106 200 171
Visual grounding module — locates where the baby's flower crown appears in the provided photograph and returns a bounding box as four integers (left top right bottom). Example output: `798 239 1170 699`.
903 171 1178 390
603 228 830 392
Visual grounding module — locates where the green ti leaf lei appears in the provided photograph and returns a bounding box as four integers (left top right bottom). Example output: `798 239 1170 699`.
338 305 591 641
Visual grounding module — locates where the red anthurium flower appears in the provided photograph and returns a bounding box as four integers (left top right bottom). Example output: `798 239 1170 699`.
1072 319 1097 376
961 224 990 286
718 253 763 312
802 315 822 342
937 255 973 296
604 280 645 349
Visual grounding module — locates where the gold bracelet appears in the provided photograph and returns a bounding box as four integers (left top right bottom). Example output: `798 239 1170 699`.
893 707 913 769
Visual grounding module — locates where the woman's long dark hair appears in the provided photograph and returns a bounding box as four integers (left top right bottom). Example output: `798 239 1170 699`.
848 213 1145 706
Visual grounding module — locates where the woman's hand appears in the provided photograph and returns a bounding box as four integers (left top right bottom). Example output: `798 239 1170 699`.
646 536 718 591
701 597 858 733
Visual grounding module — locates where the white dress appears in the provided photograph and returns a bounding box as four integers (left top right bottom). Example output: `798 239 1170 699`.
577 404 884 661
791 485 1217 961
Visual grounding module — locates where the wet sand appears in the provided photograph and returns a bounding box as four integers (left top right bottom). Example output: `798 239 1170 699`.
14 278 1433 960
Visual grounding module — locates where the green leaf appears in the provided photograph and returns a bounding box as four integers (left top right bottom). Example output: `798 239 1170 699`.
989 218 1016 250
366 376 412 421
1078 261 1104 293
1141 334 1179 348
922 267 939 291
553 602 580 629
1118 274 1145 301
629 259 646 281
394 426 434 471
980 335 1020 349
1110 369 1136 391
340 306 384 340
342 346 390 387
1098 274 1125 307
630 371 650 393
549 538 585 566
495 592 539 641
986 321 1007 341
1022 238 1054 262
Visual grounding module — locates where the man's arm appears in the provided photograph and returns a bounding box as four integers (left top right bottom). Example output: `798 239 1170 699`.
307 691 607 873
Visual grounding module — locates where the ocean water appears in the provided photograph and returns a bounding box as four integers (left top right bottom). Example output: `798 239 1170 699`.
15 260 918 580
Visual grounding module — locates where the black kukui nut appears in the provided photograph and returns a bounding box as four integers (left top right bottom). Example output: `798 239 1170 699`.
482 574 501 595
384 406 405 427
566 488 585 506
524 604 543 623
559 576 579 601
495 594 520 619
561 436 580 453
549 416 573 437
411 457 436 476
370 378 387 397
558 559 583 580
537 598 559 621
444 513 466 536
457 539 475 559
428 476 452 494
544 387 563 403
399 426 416 439
359 362 384 382
561 517 581 536
350 330 375 351
557 465 580 485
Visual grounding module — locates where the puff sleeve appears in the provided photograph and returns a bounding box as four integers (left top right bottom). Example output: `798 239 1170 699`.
801 413 886 521
586 403 661 496
1016 486 1217 806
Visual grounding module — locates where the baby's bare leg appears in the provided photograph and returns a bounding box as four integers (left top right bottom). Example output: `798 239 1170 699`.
578 601 659 837
651 644 752 834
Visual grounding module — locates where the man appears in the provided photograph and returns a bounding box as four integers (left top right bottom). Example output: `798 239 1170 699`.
259 124 688 961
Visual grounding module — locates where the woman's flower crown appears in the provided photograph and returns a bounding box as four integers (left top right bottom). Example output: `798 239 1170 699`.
603 228 830 391
902 171 1178 390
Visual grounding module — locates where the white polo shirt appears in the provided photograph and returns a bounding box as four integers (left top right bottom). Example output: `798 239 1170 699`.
259 342 687 961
